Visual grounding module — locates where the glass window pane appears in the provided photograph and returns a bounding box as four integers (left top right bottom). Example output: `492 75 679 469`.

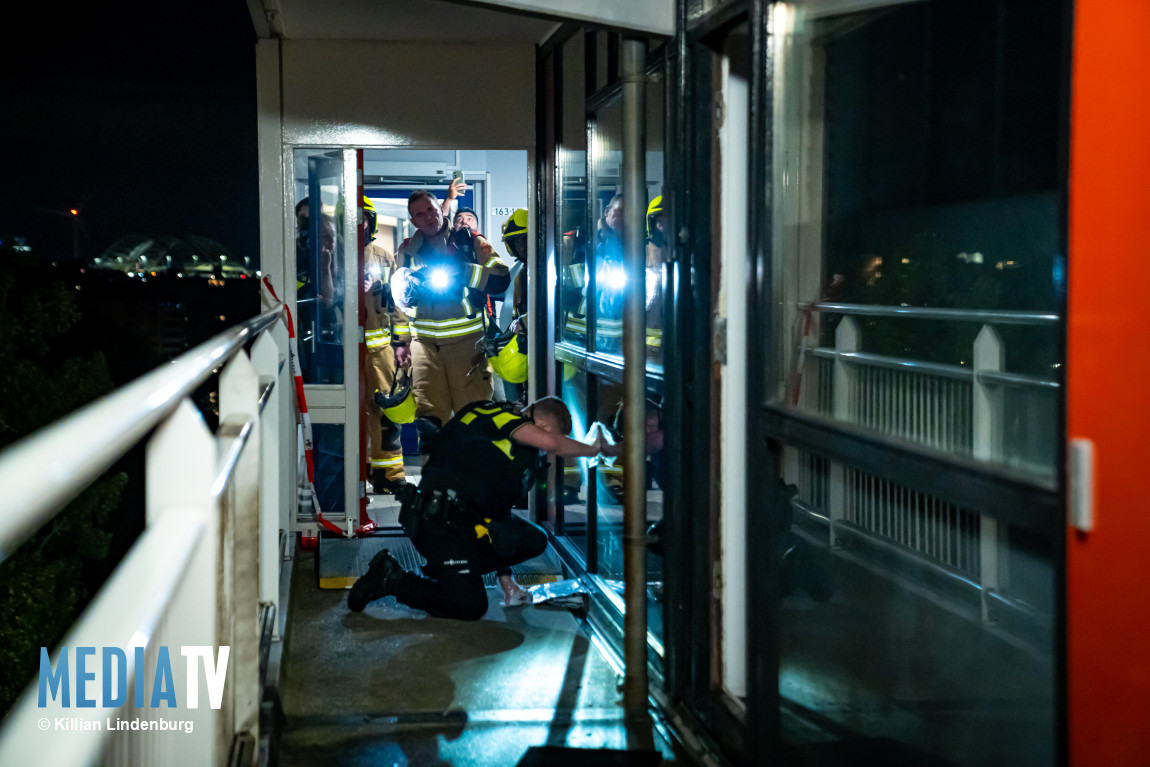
777 445 1055 765
644 395 667 655
591 99 624 358
293 148 347 385
771 1 1064 482
558 368 592 560
559 34 589 349
312 423 347 517
645 68 668 372
594 379 626 575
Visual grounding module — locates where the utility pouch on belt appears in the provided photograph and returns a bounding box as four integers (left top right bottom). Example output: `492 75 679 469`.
395 483 422 538
396 484 473 539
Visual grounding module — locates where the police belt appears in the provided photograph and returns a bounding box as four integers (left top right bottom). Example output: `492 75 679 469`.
396 484 480 539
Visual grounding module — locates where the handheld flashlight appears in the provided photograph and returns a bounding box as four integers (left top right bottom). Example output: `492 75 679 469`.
429 267 451 291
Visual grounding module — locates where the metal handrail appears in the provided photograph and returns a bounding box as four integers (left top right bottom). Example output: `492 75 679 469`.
810 347 972 381
0 512 204 765
810 347 1060 391
976 370 1061 390
0 306 284 561
808 302 1060 326
212 418 256 498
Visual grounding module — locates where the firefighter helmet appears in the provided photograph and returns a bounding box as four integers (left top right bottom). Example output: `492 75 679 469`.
363 196 378 242
479 328 529 384
646 195 663 239
374 368 416 424
502 209 529 241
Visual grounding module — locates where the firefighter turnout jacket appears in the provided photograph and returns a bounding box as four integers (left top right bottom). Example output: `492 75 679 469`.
397 224 510 346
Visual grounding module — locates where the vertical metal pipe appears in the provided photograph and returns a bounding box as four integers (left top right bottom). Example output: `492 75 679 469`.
621 36 649 720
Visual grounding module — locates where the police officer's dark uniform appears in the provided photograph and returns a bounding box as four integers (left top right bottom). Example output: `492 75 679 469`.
347 400 548 620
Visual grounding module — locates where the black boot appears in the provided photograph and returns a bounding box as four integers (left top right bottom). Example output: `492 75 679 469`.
348 550 405 612
371 471 410 495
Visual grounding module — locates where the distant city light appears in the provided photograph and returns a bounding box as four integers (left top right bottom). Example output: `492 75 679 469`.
70 209 78 216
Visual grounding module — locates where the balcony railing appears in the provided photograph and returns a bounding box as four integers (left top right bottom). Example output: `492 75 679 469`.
0 306 291 767
787 303 1059 626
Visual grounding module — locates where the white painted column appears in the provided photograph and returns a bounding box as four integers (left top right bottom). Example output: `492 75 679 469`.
974 324 1007 622
828 317 859 545
251 332 283 629
219 352 262 745
720 51 749 700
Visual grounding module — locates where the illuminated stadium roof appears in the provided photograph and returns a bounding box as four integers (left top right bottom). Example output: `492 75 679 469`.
92 234 255 278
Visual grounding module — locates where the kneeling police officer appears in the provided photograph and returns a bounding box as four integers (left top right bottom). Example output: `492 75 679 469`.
348 397 615 620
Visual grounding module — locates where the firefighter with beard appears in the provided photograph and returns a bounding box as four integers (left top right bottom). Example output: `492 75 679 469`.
389 190 510 436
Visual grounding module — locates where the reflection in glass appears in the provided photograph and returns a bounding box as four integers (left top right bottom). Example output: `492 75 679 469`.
312 423 346 516
559 33 589 349
558 369 591 561
590 99 624 357
644 69 667 371
639 396 667 652
779 446 1054 765
771 1 1063 481
294 148 346 385
768 4 1063 761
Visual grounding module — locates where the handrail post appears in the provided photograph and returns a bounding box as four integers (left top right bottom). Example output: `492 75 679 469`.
973 324 1008 623
114 399 220 766
251 332 282 636
273 321 295 556
219 351 262 757
828 317 859 546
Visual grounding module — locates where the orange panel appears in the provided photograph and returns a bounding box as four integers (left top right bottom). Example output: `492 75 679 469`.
1067 1 1150 764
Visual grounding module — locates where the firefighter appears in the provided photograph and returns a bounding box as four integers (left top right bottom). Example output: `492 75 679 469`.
389 190 511 432
362 197 409 493
500 208 529 322
491 208 530 403
645 195 669 365
593 194 625 355
347 397 618 619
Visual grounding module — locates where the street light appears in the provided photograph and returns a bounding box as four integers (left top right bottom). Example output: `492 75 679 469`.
70 209 79 261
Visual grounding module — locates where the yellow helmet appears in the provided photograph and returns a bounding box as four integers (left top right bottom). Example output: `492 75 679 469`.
489 333 528 384
502 208 528 241
363 196 378 239
646 196 663 239
374 369 415 424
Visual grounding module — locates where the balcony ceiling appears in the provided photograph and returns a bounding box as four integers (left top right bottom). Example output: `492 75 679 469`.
249 0 562 44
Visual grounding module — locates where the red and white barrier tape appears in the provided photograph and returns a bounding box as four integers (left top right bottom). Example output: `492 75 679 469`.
263 276 345 536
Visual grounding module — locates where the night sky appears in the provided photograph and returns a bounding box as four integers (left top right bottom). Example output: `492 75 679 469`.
1 2 259 264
